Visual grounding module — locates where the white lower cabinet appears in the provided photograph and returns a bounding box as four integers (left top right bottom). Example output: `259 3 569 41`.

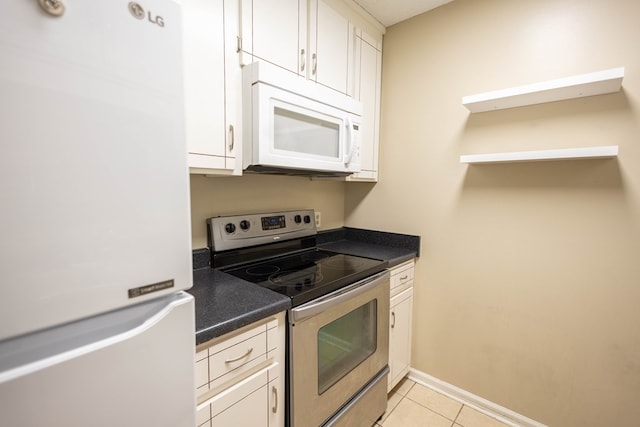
210 370 269 427
268 373 282 426
195 313 285 427
388 260 415 392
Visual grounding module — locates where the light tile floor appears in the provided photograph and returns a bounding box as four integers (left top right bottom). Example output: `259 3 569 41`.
376 378 512 427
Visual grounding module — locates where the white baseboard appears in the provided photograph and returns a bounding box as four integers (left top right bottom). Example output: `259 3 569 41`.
407 368 547 427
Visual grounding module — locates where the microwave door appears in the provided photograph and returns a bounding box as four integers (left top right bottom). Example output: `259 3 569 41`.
273 105 341 160
251 83 359 174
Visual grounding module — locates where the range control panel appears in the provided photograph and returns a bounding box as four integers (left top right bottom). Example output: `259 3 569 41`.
207 209 316 252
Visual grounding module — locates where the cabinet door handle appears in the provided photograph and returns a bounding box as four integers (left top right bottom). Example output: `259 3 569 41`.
312 53 317 75
391 312 395 329
224 347 252 364
228 124 234 151
300 49 305 72
272 386 278 413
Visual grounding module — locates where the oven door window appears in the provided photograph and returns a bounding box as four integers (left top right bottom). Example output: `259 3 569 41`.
317 300 377 394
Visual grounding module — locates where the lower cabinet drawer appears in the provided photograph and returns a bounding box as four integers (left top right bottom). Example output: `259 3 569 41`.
197 368 269 427
196 404 211 427
194 313 285 426
196 322 269 398
195 350 209 392
209 331 267 389
390 261 414 298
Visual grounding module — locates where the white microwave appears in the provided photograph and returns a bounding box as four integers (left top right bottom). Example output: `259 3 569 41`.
242 62 362 176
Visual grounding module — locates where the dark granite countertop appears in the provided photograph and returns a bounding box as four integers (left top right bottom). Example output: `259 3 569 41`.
319 240 415 267
188 227 419 345
317 227 419 267
188 268 290 345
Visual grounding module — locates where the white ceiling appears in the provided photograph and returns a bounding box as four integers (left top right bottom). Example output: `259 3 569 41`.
354 0 454 27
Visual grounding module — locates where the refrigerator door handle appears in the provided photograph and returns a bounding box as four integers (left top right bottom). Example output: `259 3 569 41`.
0 292 193 384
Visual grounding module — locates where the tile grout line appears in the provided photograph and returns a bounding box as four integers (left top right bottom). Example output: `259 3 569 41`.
381 379 425 426
379 391 404 424
453 404 465 426
402 393 463 425
404 381 416 396
381 380 416 426
385 394 402 426
401 386 465 425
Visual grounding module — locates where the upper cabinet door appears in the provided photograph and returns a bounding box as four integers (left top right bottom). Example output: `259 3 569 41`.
349 31 381 181
358 36 380 176
309 0 351 94
183 0 226 161
223 0 243 174
248 0 306 75
242 0 352 95
185 0 243 175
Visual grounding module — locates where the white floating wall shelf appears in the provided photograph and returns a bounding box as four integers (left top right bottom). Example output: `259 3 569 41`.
460 145 619 164
462 67 624 113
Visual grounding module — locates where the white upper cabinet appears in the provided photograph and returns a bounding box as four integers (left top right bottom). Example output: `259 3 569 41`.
183 0 383 177
223 0 244 174
348 29 382 181
308 0 353 94
241 0 352 95
183 0 224 167
244 0 305 75
184 0 242 175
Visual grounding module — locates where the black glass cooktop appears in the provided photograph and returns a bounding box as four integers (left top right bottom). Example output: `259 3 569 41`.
223 249 387 307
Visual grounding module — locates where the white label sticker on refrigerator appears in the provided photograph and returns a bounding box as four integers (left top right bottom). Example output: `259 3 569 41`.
128 279 174 298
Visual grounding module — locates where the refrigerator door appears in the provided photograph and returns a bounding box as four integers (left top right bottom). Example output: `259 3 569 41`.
0 1 192 341
0 292 195 427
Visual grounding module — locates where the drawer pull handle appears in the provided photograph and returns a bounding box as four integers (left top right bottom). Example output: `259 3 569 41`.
400 275 408 280
272 386 278 413
224 347 253 364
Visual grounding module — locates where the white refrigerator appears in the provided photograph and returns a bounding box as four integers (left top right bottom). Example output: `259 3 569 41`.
0 1 195 426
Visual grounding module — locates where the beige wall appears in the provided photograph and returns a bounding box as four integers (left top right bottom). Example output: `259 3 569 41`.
345 0 640 426
190 174 345 248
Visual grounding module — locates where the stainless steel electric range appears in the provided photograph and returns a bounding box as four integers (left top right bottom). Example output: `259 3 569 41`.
208 209 390 427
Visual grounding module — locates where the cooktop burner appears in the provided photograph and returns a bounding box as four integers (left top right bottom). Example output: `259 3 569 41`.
269 269 323 288
223 249 386 306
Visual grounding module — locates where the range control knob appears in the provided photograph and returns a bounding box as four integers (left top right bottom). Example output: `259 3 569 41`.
294 215 302 224
303 215 311 224
224 223 236 234
239 220 250 231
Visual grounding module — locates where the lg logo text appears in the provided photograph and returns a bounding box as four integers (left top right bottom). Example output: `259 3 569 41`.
128 2 165 28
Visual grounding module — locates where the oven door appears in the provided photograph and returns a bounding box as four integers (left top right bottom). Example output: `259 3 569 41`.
289 271 389 426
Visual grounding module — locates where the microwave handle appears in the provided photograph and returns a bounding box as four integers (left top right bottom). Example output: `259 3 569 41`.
344 117 355 165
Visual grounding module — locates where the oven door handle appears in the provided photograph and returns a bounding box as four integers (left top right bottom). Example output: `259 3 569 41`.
291 270 389 323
